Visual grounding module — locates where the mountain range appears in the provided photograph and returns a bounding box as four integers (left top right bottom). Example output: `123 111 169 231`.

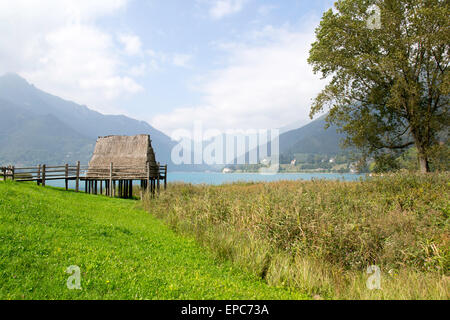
0 73 176 167
0 73 345 169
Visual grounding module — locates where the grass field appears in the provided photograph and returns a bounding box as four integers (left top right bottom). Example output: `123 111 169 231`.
145 173 449 299
0 180 307 300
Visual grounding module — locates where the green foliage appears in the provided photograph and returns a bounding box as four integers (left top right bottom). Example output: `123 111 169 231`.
428 143 450 172
146 174 450 299
308 0 449 172
372 153 400 173
0 181 305 300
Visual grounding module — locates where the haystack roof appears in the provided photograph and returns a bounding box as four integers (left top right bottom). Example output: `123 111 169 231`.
88 134 157 169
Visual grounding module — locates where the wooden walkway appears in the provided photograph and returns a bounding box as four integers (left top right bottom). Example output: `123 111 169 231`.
0 162 167 199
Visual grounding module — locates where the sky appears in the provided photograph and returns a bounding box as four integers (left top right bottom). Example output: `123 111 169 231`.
0 0 334 136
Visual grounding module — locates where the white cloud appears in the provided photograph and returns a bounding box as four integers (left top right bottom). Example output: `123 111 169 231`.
258 4 277 16
151 24 327 135
172 54 193 68
145 50 193 69
118 33 143 56
209 0 248 19
0 0 144 114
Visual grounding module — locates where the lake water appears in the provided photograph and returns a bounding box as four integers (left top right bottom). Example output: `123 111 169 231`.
46 172 365 191
168 172 365 185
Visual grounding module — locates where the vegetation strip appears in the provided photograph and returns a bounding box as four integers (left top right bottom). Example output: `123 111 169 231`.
145 173 449 300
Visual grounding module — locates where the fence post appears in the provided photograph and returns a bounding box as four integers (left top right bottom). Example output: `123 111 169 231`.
42 165 46 187
109 162 113 198
75 161 80 192
37 165 41 186
11 166 15 181
157 163 160 194
65 164 69 191
164 165 167 190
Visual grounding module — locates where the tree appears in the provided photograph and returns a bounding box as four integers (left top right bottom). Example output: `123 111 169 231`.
308 0 449 172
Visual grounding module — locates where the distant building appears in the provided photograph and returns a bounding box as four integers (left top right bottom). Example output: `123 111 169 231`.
329 158 336 163
349 162 358 174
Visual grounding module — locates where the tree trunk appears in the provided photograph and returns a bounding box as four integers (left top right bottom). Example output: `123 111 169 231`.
418 152 430 173
413 132 431 173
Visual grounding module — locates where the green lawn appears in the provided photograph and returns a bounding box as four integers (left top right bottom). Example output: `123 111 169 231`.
0 181 307 300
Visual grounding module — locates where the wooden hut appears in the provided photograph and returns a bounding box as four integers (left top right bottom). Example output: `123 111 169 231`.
85 134 166 198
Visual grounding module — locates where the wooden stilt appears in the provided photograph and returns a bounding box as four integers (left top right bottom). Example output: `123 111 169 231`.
157 169 160 194
129 180 133 199
109 163 113 198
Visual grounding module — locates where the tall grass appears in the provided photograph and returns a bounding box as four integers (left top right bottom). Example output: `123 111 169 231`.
143 173 449 299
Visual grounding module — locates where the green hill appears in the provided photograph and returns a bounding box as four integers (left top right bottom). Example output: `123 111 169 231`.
0 99 94 165
279 114 344 156
0 181 306 300
0 73 176 167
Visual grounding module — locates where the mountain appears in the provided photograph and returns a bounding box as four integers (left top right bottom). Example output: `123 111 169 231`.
0 73 176 167
225 115 347 167
278 118 310 134
0 73 349 170
0 98 94 165
279 114 345 157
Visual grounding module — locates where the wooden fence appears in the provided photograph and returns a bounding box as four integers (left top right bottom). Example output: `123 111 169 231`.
0 162 167 199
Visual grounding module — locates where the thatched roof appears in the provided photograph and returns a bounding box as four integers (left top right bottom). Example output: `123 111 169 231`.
88 135 157 169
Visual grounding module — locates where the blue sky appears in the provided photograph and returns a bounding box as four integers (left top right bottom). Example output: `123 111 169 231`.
0 0 334 136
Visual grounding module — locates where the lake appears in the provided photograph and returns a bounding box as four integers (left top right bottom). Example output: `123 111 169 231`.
46 172 365 191
168 172 364 184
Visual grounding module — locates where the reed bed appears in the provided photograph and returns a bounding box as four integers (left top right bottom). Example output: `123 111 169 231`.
143 173 449 299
